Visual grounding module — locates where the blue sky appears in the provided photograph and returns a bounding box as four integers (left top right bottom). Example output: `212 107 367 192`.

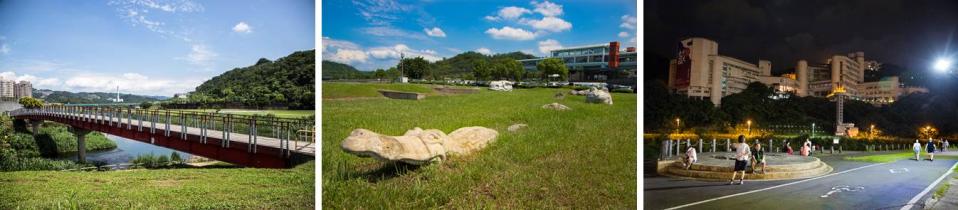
0 0 314 96
322 0 637 71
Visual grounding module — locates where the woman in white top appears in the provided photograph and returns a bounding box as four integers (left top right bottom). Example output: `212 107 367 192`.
684 147 697 169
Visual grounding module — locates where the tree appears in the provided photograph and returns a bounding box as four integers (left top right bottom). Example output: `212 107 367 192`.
473 59 492 81
374 69 386 80
256 58 272 65
498 58 524 81
537 58 568 81
18 97 42 109
140 101 153 109
399 57 431 79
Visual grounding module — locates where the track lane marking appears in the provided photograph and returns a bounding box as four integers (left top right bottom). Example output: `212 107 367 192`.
664 162 888 210
899 161 958 210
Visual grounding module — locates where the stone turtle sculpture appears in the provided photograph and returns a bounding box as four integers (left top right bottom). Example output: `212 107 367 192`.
341 126 499 165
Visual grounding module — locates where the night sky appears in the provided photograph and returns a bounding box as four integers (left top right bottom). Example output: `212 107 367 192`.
645 0 958 76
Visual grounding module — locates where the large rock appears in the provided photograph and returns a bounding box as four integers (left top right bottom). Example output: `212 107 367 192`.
341 126 499 165
507 123 527 132
542 102 571 110
585 87 613 105
489 80 514 91
446 127 499 155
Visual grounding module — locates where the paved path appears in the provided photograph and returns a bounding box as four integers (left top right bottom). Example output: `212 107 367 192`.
645 151 958 210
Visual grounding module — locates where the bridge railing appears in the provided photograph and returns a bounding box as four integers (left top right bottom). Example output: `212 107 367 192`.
10 106 315 157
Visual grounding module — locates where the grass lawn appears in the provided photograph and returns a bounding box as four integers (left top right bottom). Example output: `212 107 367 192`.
322 83 637 209
173 109 315 118
0 161 314 209
845 151 958 163
322 82 435 99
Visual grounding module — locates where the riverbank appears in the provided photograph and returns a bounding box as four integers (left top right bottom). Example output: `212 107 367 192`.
1 118 117 171
0 161 314 209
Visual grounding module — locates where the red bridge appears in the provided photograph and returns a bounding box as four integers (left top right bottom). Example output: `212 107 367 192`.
10 106 315 168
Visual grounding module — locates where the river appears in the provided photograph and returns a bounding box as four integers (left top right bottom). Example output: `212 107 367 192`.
56 134 192 165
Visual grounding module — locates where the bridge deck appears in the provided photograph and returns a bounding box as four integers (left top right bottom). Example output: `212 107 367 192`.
60 112 315 156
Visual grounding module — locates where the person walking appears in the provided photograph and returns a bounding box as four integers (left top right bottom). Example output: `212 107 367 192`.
913 140 922 161
944 140 950 152
801 141 810 156
752 141 767 174
927 139 937 162
730 135 751 185
683 146 698 170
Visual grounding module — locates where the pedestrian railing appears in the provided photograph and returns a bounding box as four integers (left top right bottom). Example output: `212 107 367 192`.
10 106 315 158
658 138 916 160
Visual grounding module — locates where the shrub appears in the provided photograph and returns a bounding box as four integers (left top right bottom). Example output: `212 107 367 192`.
170 152 182 164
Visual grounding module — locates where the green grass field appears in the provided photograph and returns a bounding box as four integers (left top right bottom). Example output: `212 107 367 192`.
845 151 958 163
172 109 315 118
322 83 637 209
322 82 435 99
0 161 314 209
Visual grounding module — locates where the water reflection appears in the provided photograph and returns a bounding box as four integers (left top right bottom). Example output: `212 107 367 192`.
57 134 192 165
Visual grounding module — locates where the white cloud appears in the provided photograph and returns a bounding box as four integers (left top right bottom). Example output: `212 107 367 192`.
531 0 563 17
62 72 201 96
362 26 429 40
620 15 636 29
538 39 562 54
0 71 61 88
109 0 205 13
352 0 413 26
522 16 572 32
619 31 630 38
445 47 463 53
485 26 536 40
367 44 442 62
423 27 446 37
475 47 493 55
181 44 217 67
329 49 369 64
232 22 253 33
498 6 531 19
109 0 203 42
322 37 361 53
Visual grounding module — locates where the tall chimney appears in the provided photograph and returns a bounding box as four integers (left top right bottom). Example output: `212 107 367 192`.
797 60 808 97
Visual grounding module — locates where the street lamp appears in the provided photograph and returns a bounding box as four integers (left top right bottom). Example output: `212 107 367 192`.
934 58 953 73
811 123 816 139
870 124 875 139
747 120 753 136
675 118 681 134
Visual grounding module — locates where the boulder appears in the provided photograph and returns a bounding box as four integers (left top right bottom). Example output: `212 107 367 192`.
489 80 514 91
341 126 499 165
507 123 528 132
585 87 613 105
446 127 499 155
541 103 571 111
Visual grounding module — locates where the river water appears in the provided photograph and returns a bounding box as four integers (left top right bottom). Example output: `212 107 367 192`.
56 134 192 165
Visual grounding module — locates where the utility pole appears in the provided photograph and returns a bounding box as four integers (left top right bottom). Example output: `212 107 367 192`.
399 53 405 83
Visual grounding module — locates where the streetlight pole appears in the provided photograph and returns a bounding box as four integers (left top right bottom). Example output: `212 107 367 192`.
675 118 681 134
811 123 816 139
